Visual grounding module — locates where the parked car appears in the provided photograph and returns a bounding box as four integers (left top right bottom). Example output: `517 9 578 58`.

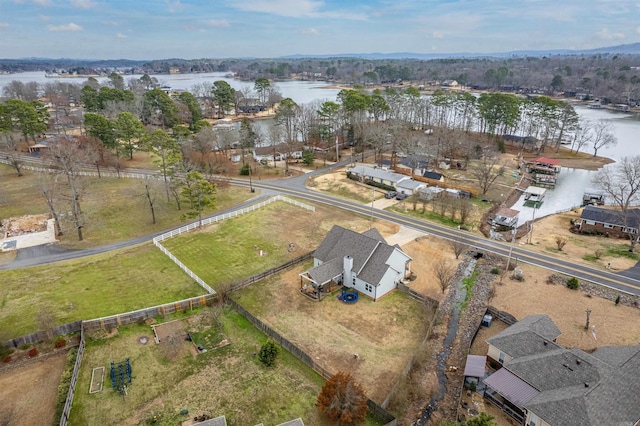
396 193 408 200
385 191 398 199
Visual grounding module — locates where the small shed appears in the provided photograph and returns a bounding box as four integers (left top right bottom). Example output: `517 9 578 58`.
464 355 487 379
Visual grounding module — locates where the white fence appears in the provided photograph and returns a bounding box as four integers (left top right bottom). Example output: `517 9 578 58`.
152 195 315 295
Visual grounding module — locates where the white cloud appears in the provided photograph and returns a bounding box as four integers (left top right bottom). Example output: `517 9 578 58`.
204 19 229 28
431 31 444 39
0 22 9 28
38 14 50 21
300 28 320 36
637 26 640 35
70 0 97 9
116 32 127 39
597 27 625 40
47 22 83 31
232 0 322 17
33 0 52 6
165 0 184 13
103 21 120 26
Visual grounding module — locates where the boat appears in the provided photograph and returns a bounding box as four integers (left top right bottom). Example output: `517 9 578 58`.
588 103 603 109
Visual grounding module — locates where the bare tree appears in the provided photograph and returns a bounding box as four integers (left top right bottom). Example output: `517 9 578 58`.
570 118 593 155
592 155 640 251
433 259 456 293
470 149 505 195
144 182 157 225
591 120 617 157
449 237 469 260
0 132 24 176
44 138 97 241
37 172 63 236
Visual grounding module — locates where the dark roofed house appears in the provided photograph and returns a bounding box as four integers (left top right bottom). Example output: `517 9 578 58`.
482 315 640 426
422 171 444 182
299 225 412 301
575 205 640 240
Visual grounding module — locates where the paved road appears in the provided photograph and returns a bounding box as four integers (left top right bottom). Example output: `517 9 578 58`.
235 170 640 296
3 156 640 297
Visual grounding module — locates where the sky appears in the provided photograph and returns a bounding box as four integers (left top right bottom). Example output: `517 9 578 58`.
0 0 639 60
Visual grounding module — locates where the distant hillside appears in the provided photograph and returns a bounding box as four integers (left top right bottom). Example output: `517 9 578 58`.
280 42 640 60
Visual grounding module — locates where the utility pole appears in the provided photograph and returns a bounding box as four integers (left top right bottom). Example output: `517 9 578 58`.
585 309 591 330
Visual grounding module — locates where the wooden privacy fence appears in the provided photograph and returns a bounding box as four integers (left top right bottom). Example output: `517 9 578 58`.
83 294 217 331
229 251 313 292
227 298 397 426
485 306 517 326
59 326 85 426
3 320 82 350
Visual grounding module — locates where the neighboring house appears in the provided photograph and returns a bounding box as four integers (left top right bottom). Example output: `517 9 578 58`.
422 171 444 182
396 178 426 196
575 205 640 239
253 145 283 163
490 208 520 229
347 165 411 189
483 314 640 426
253 143 305 162
299 225 412 301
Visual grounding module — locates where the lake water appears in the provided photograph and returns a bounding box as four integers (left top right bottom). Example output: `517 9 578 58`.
2 71 639 219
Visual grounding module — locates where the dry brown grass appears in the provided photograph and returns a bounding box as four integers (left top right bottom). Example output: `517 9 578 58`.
0 352 68 426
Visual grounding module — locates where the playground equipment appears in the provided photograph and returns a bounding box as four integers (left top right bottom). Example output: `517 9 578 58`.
340 287 359 304
110 358 132 395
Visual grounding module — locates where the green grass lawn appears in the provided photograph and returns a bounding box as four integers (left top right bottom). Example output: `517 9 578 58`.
71 307 384 426
0 243 205 340
0 164 255 249
161 201 320 286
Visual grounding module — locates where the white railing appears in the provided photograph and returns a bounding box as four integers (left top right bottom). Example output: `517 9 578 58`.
152 195 314 295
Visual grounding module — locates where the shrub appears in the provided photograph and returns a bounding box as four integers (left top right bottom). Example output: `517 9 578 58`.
490 267 500 275
594 249 604 259
54 337 66 349
2 355 11 363
28 348 39 357
566 277 579 290
19 343 31 350
239 164 250 176
615 295 621 306
258 340 279 367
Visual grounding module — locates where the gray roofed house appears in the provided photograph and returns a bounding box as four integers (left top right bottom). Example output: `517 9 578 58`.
299 225 412 301
346 165 411 188
482 315 640 426
576 205 640 240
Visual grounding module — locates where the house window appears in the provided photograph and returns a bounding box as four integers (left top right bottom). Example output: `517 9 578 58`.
365 284 372 292
498 352 505 364
528 413 539 426
352 277 356 285
585 220 595 225
604 224 614 229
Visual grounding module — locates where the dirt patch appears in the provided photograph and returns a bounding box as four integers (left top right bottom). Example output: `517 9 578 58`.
491 262 640 350
1 214 50 237
0 351 67 426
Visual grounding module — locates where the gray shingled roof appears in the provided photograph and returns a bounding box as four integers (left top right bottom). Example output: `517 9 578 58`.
486 314 561 358
580 205 640 228
347 165 409 184
506 348 602 392
308 225 410 288
277 419 305 426
487 316 640 426
305 258 342 285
